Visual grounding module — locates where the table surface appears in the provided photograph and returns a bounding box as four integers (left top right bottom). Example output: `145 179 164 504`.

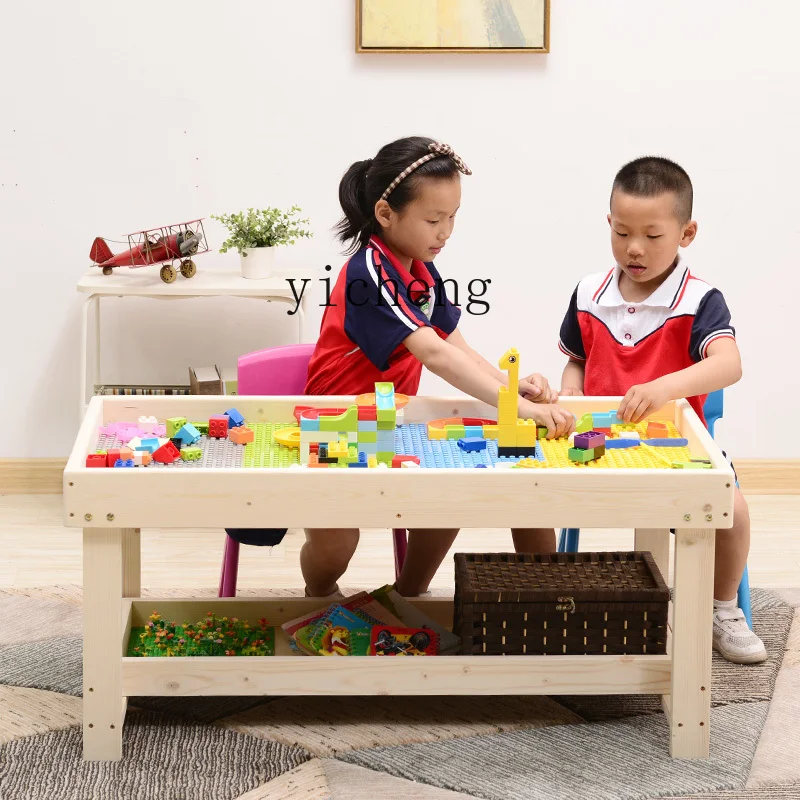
77 266 308 299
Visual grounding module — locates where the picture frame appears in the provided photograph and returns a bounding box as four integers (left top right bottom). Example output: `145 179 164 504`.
356 0 550 54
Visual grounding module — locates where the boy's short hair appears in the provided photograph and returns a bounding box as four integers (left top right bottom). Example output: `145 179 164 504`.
611 156 693 223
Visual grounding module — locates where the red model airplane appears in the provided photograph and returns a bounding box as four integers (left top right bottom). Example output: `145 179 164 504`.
90 219 209 283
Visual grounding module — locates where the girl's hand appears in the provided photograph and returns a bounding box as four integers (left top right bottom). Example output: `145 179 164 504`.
618 379 671 424
519 400 575 439
558 387 584 397
519 373 559 404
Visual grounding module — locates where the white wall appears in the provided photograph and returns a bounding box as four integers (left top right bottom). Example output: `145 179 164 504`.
1 1 798 459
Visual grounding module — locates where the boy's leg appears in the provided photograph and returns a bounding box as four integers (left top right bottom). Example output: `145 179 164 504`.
712 487 766 664
301 528 359 597
396 529 459 597
511 528 557 554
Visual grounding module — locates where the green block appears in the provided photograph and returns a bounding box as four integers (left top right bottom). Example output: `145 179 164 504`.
445 424 466 439
537 427 548 439
377 409 396 424
376 451 394 465
358 430 377 443
192 422 209 435
568 446 599 463
377 420 395 431
167 417 187 438
672 461 712 469
347 445 359 463
180 447 202 461
320 406 358 432
575 413 594 434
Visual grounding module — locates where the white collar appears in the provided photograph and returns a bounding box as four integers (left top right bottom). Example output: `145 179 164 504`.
596 261 690 310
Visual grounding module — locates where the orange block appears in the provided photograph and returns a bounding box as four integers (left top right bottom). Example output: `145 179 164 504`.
647 421 669 438
229 426 254 445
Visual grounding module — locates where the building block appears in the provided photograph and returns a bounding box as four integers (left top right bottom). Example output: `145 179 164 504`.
643 438 689 447
575 413 594 433
575 431 606 450
300 416 320 431
377 419 396 431
513 458 538 468
170 437 183 451
319 407 359 432
138 415 158 434
376 451 394 465
392 455 421 468
86 454 107 468
619 431 641 440
128 437 143 450
114 458 135 468
605 438 640 449
672 461 712 469
358 420 378 433
106 448 121 467
568 445 605 463
516 420 537 447
349 452 368 468
357 406 378 421
359 442 378 455
209 416 229 438
180 447 203 461
193 422 209 435
367 455 378 469
175 423 201 446
457 437 487 453
464 425 483 438
401 460 421 468
358 430 377 443
229 426 255 445
328 440 349 460
593 411 625 428
537 427 548 439
132 450 152 466
647 421 670 438
119 446 133 461
445 424 467 440
152 441 181 463
375 382 396 424
225 408 245 427
300 430 344 444
496 424 518 448
166 417 188 438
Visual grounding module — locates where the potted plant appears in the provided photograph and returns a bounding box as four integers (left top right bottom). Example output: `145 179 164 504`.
211 206 313 279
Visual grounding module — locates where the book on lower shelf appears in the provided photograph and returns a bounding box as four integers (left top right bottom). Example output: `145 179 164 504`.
189 365 237 395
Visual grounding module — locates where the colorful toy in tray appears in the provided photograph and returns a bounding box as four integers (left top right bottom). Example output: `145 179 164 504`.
127 611 274 657
282 587 460 656
88 407 254 468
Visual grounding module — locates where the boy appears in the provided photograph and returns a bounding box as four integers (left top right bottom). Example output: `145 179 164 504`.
551 156 765 664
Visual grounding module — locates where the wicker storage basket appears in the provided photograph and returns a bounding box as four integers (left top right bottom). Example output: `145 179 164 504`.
453 552 669 656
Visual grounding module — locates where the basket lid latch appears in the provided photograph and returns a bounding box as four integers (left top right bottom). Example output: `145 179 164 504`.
556 596 576 614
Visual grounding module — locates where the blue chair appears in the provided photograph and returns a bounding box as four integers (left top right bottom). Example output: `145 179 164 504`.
558 389 753 628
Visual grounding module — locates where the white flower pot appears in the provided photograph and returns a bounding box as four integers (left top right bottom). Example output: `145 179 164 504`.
240 246 276 279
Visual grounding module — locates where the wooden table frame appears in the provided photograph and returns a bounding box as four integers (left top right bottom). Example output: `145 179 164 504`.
64 395 733 761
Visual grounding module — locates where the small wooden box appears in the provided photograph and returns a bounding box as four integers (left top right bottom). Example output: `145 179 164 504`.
453 552 669 656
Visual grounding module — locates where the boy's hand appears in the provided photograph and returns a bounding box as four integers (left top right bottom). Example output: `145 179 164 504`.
519 399 575 439
519 373 559 404
618 379 671 424
558 387 584 397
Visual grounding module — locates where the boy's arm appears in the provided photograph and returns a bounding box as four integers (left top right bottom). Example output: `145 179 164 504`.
446 328 558 403
618 338 742 423
560 359 586 396
404 327 573 438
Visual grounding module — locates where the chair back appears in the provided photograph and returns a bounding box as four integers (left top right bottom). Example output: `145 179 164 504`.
237 343 316 396
703 389 724 439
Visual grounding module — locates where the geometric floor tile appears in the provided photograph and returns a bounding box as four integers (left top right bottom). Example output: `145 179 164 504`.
218 695 583 757
747 666 800 787
234 759 330 800
0 710 310 800
0 685 82 744
0 637 83 695
0 594 82 645
340 702 771 800
130 695 271 724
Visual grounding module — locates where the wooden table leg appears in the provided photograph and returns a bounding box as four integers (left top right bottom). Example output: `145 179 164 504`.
669 527 715 758
83 528 130 760
634 528 671 583
122 528 141 598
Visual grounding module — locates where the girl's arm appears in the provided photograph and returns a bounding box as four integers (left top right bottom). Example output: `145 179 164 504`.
448 329 557 403
560 359 586 396
404 327 573 438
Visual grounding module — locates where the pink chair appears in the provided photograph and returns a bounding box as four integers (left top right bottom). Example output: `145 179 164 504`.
218 343 408 596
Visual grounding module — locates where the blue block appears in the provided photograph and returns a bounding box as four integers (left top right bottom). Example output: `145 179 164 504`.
475 464 487 468
138 438 159 453
225 408 245 427
114 459 135 468
457 437 487 453
360 442 378 455
357 421 378 432
464 425 484 438
642 438 689 447
176 423 201 445
300 416 320 431
349 452 368 468
592 411 625 428
604 439 640 449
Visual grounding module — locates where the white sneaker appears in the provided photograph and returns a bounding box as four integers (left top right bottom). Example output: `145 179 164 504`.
712 607 767 664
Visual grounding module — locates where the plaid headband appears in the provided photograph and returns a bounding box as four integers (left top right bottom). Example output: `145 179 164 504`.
380 141 472 202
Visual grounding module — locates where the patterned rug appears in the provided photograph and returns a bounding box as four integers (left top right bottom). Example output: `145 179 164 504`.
0 585 798 800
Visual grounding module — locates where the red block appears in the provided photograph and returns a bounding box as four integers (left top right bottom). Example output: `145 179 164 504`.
392 455 421 469
209 415 229 438
152 441 180 463
463 417 497 426
357 406 378 421
86 454 107 468
106 448 121 467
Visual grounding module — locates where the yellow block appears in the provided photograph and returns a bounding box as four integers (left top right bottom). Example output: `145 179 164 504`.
516 419 537 447
274 427 300 448
368 455 378 469
496 424 518 448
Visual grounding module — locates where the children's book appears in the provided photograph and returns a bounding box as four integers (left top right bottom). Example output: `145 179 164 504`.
371 585 462 654
371 626 439 656
307 605 371 656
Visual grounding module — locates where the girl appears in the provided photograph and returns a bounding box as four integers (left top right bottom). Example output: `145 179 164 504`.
303 136 573 598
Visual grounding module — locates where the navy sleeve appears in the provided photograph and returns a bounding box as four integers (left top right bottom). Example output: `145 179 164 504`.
689 289 736 362
558 286 586 360
426 261 461 334
343 248 430 371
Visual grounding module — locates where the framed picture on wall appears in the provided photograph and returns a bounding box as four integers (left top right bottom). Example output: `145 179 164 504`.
356 0 550 54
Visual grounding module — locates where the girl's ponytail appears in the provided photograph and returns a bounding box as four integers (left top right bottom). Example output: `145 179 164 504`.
335 158 373 253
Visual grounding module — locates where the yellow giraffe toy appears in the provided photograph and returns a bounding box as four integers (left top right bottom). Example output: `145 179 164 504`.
491 348 538 457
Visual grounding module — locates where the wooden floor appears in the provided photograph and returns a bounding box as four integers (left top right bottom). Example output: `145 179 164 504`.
2 494 799 590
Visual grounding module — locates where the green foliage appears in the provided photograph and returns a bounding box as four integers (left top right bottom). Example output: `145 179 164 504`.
211 206 313 256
